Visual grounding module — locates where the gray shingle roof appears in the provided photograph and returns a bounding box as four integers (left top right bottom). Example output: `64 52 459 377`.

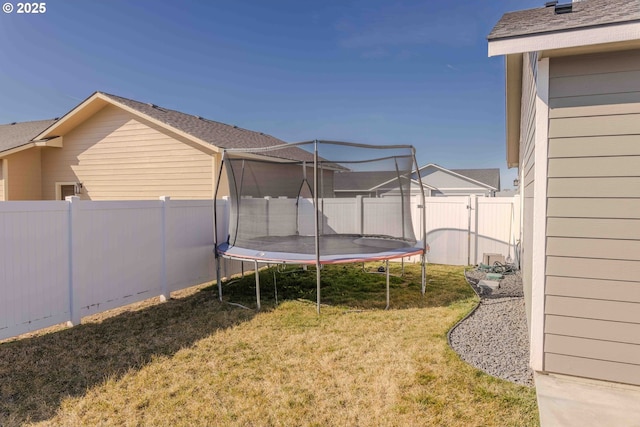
451 168 500 191
488 0 640 40
99 92 314 162
333 171 399 192
0 119 59 153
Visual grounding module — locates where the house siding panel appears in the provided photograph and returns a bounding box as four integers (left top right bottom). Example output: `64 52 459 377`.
520 52 537 329
546 315 640 345
548 198 640 219
544 354 640 386
5 148 42 200
40 105 214 200
548 135 640 158
545 49 640 386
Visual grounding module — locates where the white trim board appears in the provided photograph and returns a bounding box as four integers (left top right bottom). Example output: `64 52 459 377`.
530 57 550 372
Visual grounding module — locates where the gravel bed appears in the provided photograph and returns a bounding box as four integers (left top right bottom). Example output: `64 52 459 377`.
448 270 534 387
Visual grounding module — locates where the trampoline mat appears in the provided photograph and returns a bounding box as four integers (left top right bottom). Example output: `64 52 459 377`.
217 234 423 264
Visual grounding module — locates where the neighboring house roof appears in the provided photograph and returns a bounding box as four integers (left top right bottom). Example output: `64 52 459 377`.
98 92 290 152
33 91 313 162
420 164 500 192
334 171 436 194
450 168 501 191
488 0 640 41
333 164 499 194
0 119 59 154
333 171 399 192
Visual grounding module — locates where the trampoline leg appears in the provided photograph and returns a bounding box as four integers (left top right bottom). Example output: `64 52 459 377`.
254 260 261 310
421 254 426 296
316 265 321 315
216 256 223 302
385 259 390 310
273 266 278 306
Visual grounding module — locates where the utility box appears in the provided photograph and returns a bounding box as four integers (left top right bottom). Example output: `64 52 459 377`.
483 253 506 265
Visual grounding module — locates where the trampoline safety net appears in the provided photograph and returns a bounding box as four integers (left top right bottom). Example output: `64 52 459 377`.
216 140 426 264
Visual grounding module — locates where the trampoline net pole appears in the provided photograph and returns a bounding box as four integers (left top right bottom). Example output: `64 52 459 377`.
314 140 321 315
412 148 428 296
213 151 227 302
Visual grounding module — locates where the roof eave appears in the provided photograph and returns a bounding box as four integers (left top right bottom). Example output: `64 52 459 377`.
488 20 640 57
33 92 220 154
491 21 640 169
0 142 36 157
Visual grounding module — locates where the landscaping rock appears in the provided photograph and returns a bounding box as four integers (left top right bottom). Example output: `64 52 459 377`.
448 270 534 387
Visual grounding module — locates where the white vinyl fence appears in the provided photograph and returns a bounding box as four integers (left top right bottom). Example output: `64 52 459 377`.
0 197 237 341
416 196 520 266
0 195 519 340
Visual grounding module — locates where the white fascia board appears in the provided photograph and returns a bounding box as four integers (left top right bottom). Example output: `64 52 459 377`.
530 57 550 372
34 136 63 147
488 21 640 57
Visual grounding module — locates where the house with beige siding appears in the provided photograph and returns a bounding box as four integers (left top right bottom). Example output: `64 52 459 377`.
0 91 313 201
489 0 640 425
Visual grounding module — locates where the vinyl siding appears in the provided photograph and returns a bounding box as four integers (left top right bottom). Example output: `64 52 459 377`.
520 51 537 330
40 105 215 200
545 49 640 386
5 147 42 200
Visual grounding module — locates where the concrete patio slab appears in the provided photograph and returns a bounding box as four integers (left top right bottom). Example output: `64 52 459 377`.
536 372 640 427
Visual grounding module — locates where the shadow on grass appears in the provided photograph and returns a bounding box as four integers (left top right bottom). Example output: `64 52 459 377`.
0 285 256 426
221 263 474 311
0 263 472 425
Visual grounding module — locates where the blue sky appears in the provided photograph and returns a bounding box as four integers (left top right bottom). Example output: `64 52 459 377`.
0 0 543 189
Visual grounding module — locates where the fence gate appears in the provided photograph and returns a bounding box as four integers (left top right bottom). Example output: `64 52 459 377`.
417 195 520 266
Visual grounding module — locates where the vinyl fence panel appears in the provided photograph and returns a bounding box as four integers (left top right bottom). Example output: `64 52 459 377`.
167 199 217 292
474 197 521 265
423 197 470 265
72 199 165 318
0 202 70 340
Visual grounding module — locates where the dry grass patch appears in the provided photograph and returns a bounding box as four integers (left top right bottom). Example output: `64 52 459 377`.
1 264 538 426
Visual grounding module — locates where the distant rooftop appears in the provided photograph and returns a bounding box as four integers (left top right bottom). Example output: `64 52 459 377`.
0 119 59 153
450 168 500 191
98 92 314 162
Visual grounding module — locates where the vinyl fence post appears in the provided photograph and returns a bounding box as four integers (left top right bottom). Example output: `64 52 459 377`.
159 196 170 302
67 196 82 326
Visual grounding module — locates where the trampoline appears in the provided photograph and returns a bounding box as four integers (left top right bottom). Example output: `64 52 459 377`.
214 140 427 312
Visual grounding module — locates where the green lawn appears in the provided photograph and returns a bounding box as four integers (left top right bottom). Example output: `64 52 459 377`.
0 263 539 426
